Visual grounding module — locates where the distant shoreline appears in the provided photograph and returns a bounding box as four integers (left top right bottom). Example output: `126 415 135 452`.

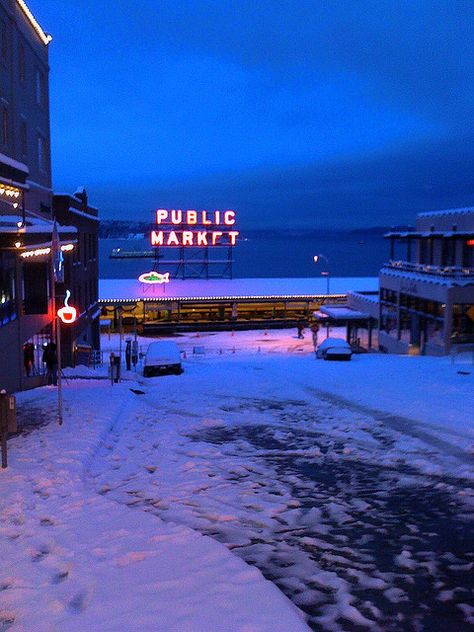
99 224 397 239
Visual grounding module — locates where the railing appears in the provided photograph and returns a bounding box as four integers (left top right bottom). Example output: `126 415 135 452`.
385 260 474 277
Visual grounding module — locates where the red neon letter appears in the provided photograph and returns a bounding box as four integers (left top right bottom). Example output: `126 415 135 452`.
197 231 208 246
151 231 164 246
212 231 223 245
186 210 198 225
224 210 236 226
167 231 179 246
228 231 239 246
182 231 193 246
170 210 183 225
202 211 212 225
156 209 168 225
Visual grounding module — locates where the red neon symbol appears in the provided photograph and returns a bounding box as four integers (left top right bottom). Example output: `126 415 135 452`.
57 290 78 324
467 239 474 247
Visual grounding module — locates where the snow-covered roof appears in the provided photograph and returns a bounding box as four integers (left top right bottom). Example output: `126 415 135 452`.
0 151 29 175
347 291 379 304
418 207 474 218
0 214 77 235
66 206 100 222
99 277 378 303
320 306 371 320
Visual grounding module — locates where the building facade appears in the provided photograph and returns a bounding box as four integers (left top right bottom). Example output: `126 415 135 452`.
53 189 100 365
379 208 474 355
0 1 99 392
1 0 52 213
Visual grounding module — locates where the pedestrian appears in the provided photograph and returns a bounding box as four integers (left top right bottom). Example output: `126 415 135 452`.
296 319 305 339
131 339 139 369
42 341 58 386
23 342 34 377
125 339 132 371
310 322 320 355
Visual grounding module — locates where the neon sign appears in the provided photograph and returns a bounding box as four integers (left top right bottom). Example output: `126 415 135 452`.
138 271 170 284
150 209 239 247
467 239 474 247
57 290 78 324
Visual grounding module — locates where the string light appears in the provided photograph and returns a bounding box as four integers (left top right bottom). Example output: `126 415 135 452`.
0 185 21 198
20 244 75 258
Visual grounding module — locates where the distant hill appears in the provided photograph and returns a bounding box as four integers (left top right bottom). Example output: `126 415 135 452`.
99 220 410 239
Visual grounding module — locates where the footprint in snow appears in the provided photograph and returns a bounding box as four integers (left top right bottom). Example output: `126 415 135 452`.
68 591 87 613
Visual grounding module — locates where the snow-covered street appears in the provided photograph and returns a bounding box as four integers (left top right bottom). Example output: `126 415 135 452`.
1 329 474 631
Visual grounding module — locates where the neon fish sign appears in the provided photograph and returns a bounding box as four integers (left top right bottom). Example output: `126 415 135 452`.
138 271 170 284
150 209 239 247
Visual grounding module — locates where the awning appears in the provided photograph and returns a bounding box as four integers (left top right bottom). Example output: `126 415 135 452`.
317 306 372 320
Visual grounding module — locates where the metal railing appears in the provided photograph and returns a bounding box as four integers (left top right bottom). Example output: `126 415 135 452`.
385 260 474 277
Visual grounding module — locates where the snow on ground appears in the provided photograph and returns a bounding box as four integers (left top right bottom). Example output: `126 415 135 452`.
2 328 474 632
0 381 308 632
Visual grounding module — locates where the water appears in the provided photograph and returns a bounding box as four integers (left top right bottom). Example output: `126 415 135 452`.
99 231 387 279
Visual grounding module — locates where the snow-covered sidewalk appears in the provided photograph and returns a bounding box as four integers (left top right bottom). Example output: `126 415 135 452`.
0 381 308 632
2 328 473 631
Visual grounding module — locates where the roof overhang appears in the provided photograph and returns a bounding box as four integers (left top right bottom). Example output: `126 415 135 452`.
16 1 52 46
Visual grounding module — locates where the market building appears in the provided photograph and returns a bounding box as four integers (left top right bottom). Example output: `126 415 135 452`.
0 0 99 392
98 277 378 334
379 207 474 355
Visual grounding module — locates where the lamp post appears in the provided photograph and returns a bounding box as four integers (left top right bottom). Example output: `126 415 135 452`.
313 254 330 295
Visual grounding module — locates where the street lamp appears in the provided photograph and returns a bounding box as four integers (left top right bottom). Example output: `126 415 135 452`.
313 254 330 295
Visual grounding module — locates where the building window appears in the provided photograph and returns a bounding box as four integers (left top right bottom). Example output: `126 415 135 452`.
20 119 27 156
35 69 44 105
1 20 7 66
0 268 16 327
19 43 26 82
1 106 8 146
23 262 49 315
37 135 46 172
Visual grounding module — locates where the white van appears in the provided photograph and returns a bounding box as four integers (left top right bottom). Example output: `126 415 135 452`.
143 341 183 377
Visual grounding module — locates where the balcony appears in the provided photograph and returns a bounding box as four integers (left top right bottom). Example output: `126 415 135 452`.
384 260 474 278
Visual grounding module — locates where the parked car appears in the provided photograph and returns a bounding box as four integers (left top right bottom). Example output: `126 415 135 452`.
316 337 352 361
143 341 183 377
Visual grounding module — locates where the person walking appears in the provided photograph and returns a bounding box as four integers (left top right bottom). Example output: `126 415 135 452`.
23 342 34 377
125 339 132 371
310 322 320 355
296 319 305 339
43 341 58 386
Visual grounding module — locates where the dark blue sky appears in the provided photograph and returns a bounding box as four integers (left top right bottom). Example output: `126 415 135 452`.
30 0 474 228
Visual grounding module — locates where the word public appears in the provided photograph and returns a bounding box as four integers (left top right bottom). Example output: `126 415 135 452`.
150 209 239 247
